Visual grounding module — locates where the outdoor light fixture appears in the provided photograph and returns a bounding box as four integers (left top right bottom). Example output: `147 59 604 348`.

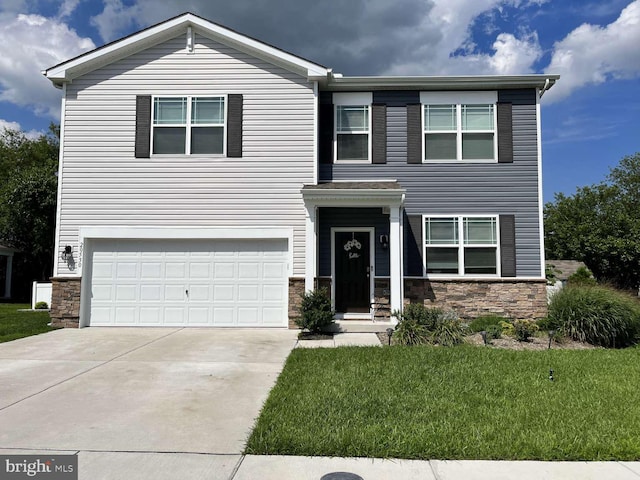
61 245 72 260
480 330 488 345
549 369 554 382
386 327 394 346
548 329 556 349
379 234 389 249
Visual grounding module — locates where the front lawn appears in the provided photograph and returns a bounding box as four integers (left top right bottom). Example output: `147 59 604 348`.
0 303 56 343
246 345 640 460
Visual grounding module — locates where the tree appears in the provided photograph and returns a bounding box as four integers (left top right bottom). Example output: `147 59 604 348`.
0 125 59 300
545 153 640 291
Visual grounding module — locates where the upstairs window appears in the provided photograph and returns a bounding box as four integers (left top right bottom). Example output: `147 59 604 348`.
421 92 497 162
336 105 370 161
152 96 225 155
424 216 498 275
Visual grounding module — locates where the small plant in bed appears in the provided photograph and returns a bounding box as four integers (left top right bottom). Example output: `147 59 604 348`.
295 288 335 339
391 304 464 346
469 314 508 333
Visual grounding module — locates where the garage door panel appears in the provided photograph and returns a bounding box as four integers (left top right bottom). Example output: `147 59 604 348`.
89 238 288 327
141 262 162 279
140 307 161 324
140 285 162 301
214 263 235 279
212 307 235 326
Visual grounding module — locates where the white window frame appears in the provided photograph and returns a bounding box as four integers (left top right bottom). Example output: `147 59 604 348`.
422 214 501 278
420 91 498 163
333 92 372 164
151 94 228 156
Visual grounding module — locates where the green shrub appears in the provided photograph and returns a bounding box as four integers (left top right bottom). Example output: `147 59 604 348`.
392 318 431 346
34 301 48 310
469 315 508 333
397 303 442 329
500 320 515 337
548 285 640 348
295 288 335 333
392 305 463 346
430 311 464 346
567 266 597 286
486 324 503 340
546 264 561 285
513 319 538 342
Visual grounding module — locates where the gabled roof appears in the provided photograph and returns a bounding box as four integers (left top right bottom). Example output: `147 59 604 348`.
44 12 330 87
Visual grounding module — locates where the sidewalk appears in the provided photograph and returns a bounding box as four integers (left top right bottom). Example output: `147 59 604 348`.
232 455 640 479
296 332 382 348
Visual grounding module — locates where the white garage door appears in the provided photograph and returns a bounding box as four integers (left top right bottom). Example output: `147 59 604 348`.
88 238 288 327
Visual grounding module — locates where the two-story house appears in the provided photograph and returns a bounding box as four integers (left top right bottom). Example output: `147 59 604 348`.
45 13 558 329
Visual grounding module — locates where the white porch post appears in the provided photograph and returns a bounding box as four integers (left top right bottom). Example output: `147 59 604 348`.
4 254 12 298
389 205 403 314
304 204 317 292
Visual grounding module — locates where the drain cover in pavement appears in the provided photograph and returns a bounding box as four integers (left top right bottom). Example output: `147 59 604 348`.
321 473 364 480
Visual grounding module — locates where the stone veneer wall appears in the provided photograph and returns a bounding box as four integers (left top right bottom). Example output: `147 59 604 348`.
50 277 82 328
404 278 547 320
288 277 305 329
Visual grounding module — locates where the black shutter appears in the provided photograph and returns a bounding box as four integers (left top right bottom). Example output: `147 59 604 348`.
407 104 422 164
500 214 516 277
371 103 387 164
227 94 243 158
406 214 424 276
497 102 513 163
319 103 334 164
135 95 151 158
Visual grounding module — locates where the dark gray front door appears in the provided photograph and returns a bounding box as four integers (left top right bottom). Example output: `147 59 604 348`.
334 231 370 313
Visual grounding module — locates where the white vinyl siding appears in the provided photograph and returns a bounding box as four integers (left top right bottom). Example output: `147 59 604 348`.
56 33 315 277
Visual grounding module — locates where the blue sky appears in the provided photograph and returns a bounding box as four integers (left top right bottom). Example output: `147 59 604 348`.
0 0 639 203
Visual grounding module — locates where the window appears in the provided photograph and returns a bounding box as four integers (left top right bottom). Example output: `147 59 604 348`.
424 216 498 275
152 96 225 155
336 105 369 161
421 92 497 162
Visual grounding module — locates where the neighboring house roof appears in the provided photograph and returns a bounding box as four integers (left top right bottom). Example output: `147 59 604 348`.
44 12 330 87
44 12 559 95
546 260 588 281
0 244 17 254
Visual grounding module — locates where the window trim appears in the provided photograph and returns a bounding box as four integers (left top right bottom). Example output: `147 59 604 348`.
333 92 372 164
151 94 228 156
420 91 498 164
422 214 502 278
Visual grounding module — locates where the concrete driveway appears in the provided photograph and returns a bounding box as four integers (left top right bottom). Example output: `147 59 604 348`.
0 327 297 479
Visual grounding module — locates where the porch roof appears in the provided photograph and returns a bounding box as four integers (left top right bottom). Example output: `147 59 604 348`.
301 181 405 207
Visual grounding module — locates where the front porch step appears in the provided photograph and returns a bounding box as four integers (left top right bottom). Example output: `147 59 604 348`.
328 320 395 333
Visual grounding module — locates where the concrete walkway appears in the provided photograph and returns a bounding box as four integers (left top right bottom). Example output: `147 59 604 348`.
296 332 382 348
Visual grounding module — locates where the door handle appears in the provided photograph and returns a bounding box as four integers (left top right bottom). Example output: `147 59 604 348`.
185 289 189 297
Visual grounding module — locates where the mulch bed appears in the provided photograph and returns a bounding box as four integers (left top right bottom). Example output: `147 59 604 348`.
375 331 597 350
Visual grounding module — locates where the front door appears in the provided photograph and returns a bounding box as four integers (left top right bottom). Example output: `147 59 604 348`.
334 231 371 313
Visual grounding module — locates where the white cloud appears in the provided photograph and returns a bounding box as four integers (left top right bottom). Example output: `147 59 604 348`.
0 119 43 138
544 0 640 102
89 0 141 42
383 1 543 76
0 13 95 119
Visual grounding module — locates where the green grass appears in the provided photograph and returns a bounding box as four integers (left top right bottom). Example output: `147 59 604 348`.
0 303 56 343
246 345 640 460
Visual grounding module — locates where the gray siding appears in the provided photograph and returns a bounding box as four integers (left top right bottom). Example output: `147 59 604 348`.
57 32 315 277
318 208 390 277
319 89 542 277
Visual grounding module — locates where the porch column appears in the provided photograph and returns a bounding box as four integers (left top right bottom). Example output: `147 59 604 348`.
4 254 12 299
304 205 317 292
389 205 402 314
